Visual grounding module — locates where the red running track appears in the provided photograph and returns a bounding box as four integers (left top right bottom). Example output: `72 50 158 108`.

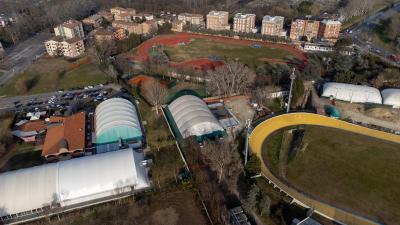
128 32 307 70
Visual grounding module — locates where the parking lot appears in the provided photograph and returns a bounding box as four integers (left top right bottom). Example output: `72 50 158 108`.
0 83 120 114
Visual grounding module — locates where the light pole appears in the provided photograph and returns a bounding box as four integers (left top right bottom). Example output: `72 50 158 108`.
244 119 252 166
286 68 296 113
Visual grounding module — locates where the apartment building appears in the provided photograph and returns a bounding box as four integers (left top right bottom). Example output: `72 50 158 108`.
45 36 85 58
98 10 114 22
112 27 127 40
112 20 157 35
94 28 114 42
318 20 341 42
233 13 256 33
177 13 204 26
112 21 140 34
206 11 229 30
82 14 103 28
289 19 320 41
261 15 285 36
110 7 136 16
171 20 185 32
54 20 85 39
134 13 154 21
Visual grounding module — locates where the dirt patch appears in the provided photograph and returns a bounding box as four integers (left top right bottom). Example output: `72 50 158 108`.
26 188 207 225
259 58 287 64
364 107 400 122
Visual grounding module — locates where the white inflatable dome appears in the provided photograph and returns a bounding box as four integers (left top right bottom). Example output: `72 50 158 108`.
381 89 400 108
168 95 224 138
322 82 382 104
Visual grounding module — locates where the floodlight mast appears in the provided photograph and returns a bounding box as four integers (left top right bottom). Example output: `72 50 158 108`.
286 68 296 113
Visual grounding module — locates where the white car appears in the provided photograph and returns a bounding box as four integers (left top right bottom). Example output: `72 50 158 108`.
88 85 94 89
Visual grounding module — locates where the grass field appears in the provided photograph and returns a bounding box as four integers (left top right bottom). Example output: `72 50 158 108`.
164 38 294 67
263 125 400 224
0 142 43 172
0 57 109 96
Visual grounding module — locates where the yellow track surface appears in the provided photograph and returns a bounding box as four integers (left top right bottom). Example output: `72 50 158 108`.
249 112 400 225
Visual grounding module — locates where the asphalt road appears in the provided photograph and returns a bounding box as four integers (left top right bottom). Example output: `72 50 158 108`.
0 31 52 86
348 2 400 66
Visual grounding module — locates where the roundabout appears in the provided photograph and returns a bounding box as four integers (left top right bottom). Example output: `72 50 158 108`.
249 112 400 225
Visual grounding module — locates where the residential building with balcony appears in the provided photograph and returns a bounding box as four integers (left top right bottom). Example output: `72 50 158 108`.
233 13 256 33
206 11 229 30
318 19 341 42
82 14 103 28
261 15 285 36
177 13 204 26
54 20 85 39
289 19 320 41
45 36 85 58
171 20 185 32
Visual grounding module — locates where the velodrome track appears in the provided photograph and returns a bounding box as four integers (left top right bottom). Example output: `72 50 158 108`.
249 112 400 225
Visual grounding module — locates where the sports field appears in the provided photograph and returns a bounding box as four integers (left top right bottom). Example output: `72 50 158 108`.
263 125 400 224
129 33 307 70
164 38 293 67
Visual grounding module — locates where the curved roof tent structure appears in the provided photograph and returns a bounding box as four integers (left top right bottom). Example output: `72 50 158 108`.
168 95 224 138
322 82 382 104
95 98 142 145
381 89 400 108
0 149 150 219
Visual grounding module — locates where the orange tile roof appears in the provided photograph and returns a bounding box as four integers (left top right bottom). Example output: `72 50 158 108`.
42 112 86 157
18 121 46 132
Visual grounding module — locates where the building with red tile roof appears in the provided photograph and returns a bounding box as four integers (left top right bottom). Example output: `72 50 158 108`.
42 112 86 162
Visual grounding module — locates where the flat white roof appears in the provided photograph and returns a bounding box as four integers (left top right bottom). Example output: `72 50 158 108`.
208 11 228 16
263 15 284 22
234 13 256 19
321 19 341 25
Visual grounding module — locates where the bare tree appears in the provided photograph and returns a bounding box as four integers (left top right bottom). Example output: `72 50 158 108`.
142 80 168 115
339 0 375 20
206 60 255 97
93 40 116 69
201 141 238 184
259 195 271 216
253 85 280 108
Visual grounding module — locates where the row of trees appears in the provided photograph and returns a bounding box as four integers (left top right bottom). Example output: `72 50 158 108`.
0 116 13 158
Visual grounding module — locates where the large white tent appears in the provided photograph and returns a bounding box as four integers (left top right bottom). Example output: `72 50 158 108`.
0 149 150 220
322 82 382 104
168 95 224 139
381 89 400 108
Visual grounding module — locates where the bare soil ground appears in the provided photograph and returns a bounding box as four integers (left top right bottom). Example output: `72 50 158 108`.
25 188 207 225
